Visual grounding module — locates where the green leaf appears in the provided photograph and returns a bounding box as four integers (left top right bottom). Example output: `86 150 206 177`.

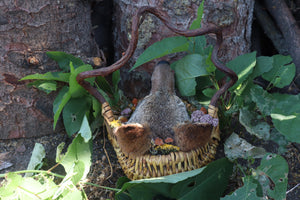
78 115 92 142
28 80 57 94
112 70 121 89
20 71 70 82
227 52 257 92
271 109 300 143
239 108 270 139
224 133 266 160
172 54 209 96
47 51 84 71
256 154 288 200
262 55 295 88
221 176 261 200
53 86 72 129
60 135 92 182
25 143 45 177
56 142 65 163
252 56 273 78
0 173 23 197
202 88 217 98
117 158 233 200
189 0 205 30
69 64 94 98
62 96 91 137
131 36 189 71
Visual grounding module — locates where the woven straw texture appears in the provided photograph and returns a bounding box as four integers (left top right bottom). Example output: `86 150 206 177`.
102 102 220 180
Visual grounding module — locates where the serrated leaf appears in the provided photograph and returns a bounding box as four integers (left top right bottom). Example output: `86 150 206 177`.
47 51 84 71
256 154 288 200
262 55 295 88
20 71 70 82
25 143 45 177
221 176 261 200
53 86 71 129
172 54 209 96
62 96 91 137
78 115 92 142
131 36 189 71
239 108 270 139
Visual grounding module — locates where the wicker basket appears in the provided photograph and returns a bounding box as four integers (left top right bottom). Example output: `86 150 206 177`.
102 102 220 180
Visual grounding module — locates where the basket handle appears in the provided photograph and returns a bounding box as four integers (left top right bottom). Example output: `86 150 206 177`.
76 6 237 107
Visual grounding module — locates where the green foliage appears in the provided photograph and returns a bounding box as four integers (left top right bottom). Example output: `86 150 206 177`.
0 134 92 200
116 158 233 200
222 154 288 200
21 51 121 137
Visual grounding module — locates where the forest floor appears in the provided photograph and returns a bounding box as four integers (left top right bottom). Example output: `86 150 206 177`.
0 123 299 199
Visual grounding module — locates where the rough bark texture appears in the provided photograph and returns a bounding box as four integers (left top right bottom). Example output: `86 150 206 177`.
113 0 254 99
0 0 99 139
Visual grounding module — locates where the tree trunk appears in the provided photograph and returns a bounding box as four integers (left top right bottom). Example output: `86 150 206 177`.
113 0 254 99
0 0 99 139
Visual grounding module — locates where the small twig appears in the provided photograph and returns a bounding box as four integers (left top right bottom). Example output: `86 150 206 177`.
286 183 300 194
102 126 113 180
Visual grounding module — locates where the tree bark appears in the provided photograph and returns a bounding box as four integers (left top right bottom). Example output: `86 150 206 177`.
0 0 99 139
113 0 254 99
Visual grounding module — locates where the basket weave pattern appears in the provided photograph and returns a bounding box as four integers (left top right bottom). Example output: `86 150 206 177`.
102 102 220 180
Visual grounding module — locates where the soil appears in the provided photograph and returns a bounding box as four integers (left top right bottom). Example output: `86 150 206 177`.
0 124 299 199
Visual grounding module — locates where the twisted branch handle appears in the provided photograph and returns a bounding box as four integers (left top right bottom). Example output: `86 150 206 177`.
76 6 237 106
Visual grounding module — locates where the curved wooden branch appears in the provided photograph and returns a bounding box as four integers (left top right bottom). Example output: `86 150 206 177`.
76 6 237 106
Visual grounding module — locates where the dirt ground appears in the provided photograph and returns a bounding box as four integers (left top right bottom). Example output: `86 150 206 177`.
0 125 299 200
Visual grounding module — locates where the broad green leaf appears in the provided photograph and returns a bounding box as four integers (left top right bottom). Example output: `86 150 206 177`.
172 54 209 96
202 88 217 98
117 158 233 200
269 128 288 154
47 51 84 71
20 71 70 82
60 135 92 182
17 177 57 200
78 115 92 142
62 96 91 137
69 64 94 98
262 55 295 88
250 85 276 116
0 173 23 197
252 56 273 78
271 109 300 143
53 86 72 129
61 189 83 200
131 36 189 71
239 108 270 139
221 176 261 200
227 52 257 92
25 143 45 177
256 154 288 200
224 133 266 160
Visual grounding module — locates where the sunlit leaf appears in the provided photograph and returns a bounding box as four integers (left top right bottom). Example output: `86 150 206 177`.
25 143 45 177
131 36 189 71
